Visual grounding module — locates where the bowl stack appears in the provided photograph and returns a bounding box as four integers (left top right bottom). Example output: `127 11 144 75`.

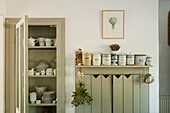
42 91 55 103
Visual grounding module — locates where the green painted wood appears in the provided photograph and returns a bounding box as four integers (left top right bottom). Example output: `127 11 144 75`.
141 75 149 113
102 75 112 113
113 75 123 113
124 75 133 113
84 75 92 113
75 71 85 113
133 75 140 113
92 75 102 113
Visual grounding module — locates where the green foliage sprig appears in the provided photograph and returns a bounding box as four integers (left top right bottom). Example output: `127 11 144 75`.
71 81 93 107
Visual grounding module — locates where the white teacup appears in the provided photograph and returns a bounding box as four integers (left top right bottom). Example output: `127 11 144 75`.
28 38 38 47
45 38 54 46
38 37 45 46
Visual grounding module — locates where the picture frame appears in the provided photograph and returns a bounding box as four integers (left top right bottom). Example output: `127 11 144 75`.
102 10 125 39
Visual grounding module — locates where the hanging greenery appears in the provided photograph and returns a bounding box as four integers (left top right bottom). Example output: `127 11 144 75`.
71 81 93 107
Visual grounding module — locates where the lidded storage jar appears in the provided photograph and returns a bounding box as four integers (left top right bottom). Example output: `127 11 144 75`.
83 52 92 66
75 48 82 65
126 54 135 65
118 54 126 65
102 53 111 65
135 54 146 65
93 53 101 66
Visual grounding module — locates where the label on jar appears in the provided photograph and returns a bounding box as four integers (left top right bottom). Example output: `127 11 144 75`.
83 57 91 60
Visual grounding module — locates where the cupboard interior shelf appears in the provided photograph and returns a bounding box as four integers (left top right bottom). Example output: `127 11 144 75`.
28 46 56 49
28 75 56 78
29 103 56 107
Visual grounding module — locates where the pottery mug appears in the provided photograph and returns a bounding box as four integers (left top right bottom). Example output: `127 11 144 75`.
30 92 37 104
38 37 45 46
45 38 54 46
28 38 38 47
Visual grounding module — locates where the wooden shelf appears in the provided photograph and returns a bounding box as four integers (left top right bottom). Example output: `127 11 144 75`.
28 46 56 49
28 75 56 78
29 103 56 106
75 65 152 68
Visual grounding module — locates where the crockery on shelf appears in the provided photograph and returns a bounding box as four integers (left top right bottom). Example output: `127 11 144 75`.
35 72 40 75
29 68 35 75
35 86 47 100
111 51 118 65
36 100 41 104
102 53 111 65
28 37 38 47
118 54 126 65
42 91 55 103
30 92 37 104
92 53 101 66
126 53 135 65
38 37 45 46
146 56 152 66
75 48 83 65
83 52 91 66
135 54 146 65
41 69 45 75
45 38 54 46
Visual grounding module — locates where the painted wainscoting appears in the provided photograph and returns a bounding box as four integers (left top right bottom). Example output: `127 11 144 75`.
160 95 170 113
75 66 150 113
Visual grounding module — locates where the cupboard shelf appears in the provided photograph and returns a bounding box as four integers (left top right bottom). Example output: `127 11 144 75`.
28 75 57 78
29 103 57 107
28 46 56 49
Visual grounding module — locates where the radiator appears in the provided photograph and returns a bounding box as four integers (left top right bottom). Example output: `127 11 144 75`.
75 66 150 113
160 96 170 113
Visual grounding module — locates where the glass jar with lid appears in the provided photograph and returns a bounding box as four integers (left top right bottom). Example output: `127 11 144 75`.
83 52 92 66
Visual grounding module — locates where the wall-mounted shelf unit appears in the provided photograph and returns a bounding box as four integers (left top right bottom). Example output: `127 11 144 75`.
75 65 152 113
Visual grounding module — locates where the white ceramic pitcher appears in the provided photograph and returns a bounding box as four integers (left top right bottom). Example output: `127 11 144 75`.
38 37 45 46
45 38 54 46
28 37 38 47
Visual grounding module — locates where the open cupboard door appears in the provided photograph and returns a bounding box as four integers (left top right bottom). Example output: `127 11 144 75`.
0 14 5 113
16 15 28 113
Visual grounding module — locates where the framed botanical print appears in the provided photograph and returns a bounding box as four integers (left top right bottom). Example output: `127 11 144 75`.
102 10 125 39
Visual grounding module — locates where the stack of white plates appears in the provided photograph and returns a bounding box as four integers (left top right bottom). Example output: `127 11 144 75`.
42 91 55 103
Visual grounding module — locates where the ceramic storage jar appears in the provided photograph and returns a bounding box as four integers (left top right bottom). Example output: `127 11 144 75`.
126 54 135 65
118 54 126 65
102 53 111 65
135 54 146 65
83 52 92 66
93 53 101 66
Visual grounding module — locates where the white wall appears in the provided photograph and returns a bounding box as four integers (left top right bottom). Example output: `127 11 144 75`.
0 0 5 15
5 0 159 113
159 1 170 95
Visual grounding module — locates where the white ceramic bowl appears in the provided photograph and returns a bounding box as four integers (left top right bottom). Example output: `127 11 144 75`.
46 68 53 72
35 86 47 99
29 71 34 75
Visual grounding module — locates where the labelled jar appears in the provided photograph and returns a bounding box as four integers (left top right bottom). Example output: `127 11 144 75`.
75 48 82 65
83 52 92 66
102 53 111 65
93 53 101 66
126 54 135 65
111 51 118 65
118 54 126 65
135 54 146 65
